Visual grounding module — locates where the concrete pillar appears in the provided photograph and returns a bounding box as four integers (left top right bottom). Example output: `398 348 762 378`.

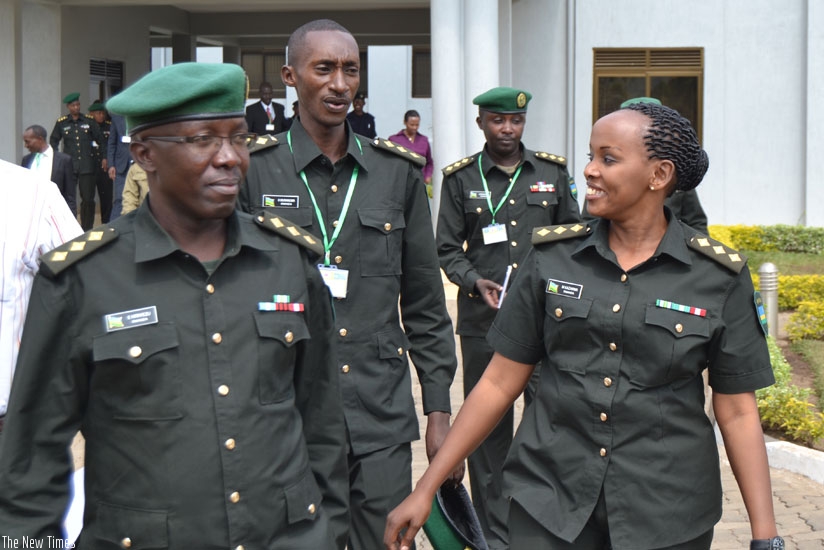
463 0 499 155
0 0 22 162
368 45 410 139
430 0 465 223
172 33 195 63
805 0 824 226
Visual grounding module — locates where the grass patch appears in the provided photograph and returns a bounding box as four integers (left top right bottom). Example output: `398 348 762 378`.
790 339 824 404
743 250 824 276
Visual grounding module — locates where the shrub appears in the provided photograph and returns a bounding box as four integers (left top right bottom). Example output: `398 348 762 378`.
709 224 824 254
750 274 824 310
786 301 824 342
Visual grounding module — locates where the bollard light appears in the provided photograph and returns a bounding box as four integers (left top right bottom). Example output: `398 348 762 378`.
758 262 779 337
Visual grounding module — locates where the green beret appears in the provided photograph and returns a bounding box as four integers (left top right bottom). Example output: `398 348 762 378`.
106 62 248 134
473 86 532 114
423 484 488 550
620 96 662 108
88 102 105 112
63 92 80 104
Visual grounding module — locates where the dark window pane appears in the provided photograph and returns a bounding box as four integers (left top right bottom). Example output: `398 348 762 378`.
242 53 263 94
596 77 646 119
650 76 699 128
412 48 431 98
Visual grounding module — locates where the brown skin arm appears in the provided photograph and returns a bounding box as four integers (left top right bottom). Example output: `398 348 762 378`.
475 278 503 309
713 391 778 539
384 353 534 550
425 411 465 484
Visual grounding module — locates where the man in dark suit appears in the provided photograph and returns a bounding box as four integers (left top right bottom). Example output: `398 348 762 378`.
22 124 77 215
106 113 132 220
245 81 286 135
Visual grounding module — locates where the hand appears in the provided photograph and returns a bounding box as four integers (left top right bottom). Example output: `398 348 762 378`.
475 278 503 310
101 159 108 171
425 411 465 484
108 166 116 180
425 182 433 198
384 489 434 550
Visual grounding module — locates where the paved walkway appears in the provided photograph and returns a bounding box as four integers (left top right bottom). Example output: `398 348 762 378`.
408 283 824 549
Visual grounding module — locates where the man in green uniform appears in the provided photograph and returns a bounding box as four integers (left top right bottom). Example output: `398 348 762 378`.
50 92 108 230
88 101 114 223
239 19 461 550
436 86 581 549
0 62 348 549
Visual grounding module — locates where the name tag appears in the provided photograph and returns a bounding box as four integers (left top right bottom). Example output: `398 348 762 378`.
482 223 507 245
469 190 490 200
121 135 131 143
265 123 275 132
262 194 299 208
546 279 583 300
319 265 349 299
103 306 158 332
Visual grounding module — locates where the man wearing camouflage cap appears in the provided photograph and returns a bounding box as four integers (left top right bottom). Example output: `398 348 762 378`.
436 86 581 549
0 62 348 549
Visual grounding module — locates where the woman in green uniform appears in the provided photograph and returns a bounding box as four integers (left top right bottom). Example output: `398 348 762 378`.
385 102 782 550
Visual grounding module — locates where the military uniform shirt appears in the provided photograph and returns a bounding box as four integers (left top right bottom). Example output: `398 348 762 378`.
0 203 348 548
241 120 457 455
437 145 581 336
49 114 108 175
487 214 775 550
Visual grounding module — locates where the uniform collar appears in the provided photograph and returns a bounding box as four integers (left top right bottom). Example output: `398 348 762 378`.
287 118 369 174
132 198 274 264
479 143 532 176
574 206 693 268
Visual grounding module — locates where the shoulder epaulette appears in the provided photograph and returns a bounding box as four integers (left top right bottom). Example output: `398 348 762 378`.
370 138 426 168
687 235 747 273
534 151 567 166
248 134 279 154
254 211 324 257
442 155 477 176
85 113 94 119
39 227 118 278
57 115 68 122
531 223 591 246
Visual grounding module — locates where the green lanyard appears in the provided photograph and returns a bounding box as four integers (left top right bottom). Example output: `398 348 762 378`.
478 154 522 224
287 130 362 266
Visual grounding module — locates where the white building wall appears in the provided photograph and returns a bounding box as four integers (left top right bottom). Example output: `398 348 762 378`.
0 0 23 163
805 0 824 227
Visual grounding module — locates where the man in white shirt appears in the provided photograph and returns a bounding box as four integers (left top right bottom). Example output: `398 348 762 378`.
0 159 82 430
22 125 77 215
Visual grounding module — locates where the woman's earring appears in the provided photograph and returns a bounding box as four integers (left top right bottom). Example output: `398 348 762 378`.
649 185 655 191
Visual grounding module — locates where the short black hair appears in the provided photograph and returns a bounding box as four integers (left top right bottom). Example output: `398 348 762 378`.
624 102 709 193
287 19 352 67
404 110 420 121
25 124 47 140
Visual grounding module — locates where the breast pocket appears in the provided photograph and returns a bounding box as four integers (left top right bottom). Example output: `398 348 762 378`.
92 322 182 421
526 191 559 209
358 208 405 276
630 304 711 387
544 294 595 375
254 311 310 404
93 502 168 549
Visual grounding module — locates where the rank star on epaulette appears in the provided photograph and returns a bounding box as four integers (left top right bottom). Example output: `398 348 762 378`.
371 138 426 167
248 134 279 154
532 223 591 245
39 227 118 278
442 156 475 176
255 212 324 257
688 235 747 273
534 151 567 166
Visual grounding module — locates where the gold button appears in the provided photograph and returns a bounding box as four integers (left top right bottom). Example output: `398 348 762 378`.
307 503 317 514
511 241 517 247
257 215 264 222
510 220 517 226
509 199 516 205
128 346 142 358
285 331 294 343
384 222 392 231
218 384 230 396
331 185 338 193
332 220 339 227
555 308 563 318
675 323 684 333
620 274 627 282
334 255 343 264
512 263 518 269
542 200 548 206
229 491 240 503
600 448 607 457
206 283 215 294
609 342 617 351
397 347 404 356
600 412 608 422
603 377 613 387
339 328 348 337
236 546 245 550
612 304 621 313
212 333 222 344
476 207 482 214
341 364 350 373
225 438 236 450
121 538 132 549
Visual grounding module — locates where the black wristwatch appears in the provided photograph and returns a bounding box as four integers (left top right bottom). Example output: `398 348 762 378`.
750 536 784 550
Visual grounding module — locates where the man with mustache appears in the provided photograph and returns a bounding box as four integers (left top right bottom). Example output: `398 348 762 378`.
240 19 461 550
0 62 348 549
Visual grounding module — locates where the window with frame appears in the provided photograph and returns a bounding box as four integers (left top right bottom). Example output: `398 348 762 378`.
593 48 703 141
412 47 431 98
241 51 287 98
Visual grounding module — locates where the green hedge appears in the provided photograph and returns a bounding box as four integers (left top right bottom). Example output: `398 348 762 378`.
787 301 824 342
751 274 824 310
709 224 824 254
